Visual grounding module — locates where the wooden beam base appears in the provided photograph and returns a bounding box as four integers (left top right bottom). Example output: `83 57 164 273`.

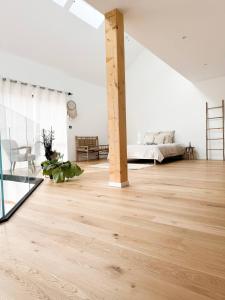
109 181 129 188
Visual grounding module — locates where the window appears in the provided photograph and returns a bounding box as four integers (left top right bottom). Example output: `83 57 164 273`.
69 0 104 29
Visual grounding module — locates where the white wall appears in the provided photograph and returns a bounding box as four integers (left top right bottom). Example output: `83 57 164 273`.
0 50 108 161
196 76 225 105
66 83 107 161
126 49 225 159
196 77 225 159
1 48 224 162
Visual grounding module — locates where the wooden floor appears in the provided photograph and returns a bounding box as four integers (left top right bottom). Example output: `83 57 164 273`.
0 160 225 300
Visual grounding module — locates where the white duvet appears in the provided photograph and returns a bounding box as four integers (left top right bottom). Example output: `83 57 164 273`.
127 143 185 162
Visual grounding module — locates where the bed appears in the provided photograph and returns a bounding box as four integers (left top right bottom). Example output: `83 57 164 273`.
127 130 185 163
127 143 185 163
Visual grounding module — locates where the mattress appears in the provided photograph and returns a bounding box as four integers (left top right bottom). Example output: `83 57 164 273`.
127 143 185 162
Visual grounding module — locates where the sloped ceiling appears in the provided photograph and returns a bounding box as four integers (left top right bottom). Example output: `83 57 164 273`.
87 0 225 82
0 0 143 86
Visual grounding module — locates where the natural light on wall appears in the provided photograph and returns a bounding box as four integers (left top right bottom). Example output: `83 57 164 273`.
69 0 105 29
52 0 68 7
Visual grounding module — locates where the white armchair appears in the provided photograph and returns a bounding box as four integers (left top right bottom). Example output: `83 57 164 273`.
1 139 36 173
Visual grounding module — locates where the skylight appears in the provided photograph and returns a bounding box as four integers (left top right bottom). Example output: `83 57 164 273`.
52 0 68 7
69 0 104 29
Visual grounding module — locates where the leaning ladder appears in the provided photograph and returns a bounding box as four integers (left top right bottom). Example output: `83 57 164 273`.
206 100 224 160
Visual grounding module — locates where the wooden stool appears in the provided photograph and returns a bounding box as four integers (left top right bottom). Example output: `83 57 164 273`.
185 146 195 160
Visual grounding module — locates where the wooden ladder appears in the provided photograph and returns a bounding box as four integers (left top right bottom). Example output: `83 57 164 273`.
206 100 224 160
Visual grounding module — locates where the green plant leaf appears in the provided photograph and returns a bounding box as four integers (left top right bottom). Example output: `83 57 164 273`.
42 168 52 176
52 167 65 183
72 164 84 177
42 158 83 183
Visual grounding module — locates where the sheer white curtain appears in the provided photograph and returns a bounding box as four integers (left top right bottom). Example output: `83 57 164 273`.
32 87 68 160
0 78 68 163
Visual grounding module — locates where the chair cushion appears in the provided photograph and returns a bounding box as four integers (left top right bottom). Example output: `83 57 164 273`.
11 153 35 162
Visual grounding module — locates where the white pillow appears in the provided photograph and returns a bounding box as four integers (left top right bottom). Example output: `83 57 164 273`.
144 132 159 144
154 134 165 144
160 131 175 143
164 135 173 144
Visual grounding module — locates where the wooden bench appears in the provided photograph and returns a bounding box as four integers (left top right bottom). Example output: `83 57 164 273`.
75 136 109 161
98 144 109 159
75 136 99 162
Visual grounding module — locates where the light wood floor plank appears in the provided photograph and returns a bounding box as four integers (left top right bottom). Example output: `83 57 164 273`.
0 160 225 299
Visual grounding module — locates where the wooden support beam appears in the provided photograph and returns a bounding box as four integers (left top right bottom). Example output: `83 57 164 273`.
105 9 129 188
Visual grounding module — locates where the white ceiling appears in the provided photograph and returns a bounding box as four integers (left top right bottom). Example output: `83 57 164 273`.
87 0 225 82
0 0 143 86
1 0 225 85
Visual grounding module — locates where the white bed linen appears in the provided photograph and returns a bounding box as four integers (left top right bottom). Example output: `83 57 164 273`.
127 143 185 162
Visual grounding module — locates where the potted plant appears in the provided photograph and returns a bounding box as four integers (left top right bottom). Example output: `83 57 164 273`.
41 157 83 183
41 128 83 183
41 128 58 161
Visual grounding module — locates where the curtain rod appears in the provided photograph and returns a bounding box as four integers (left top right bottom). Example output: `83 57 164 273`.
1 76 73 96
